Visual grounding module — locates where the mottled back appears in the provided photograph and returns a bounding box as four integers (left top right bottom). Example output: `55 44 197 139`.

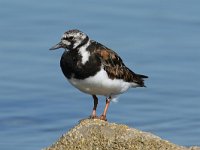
87 41 148 87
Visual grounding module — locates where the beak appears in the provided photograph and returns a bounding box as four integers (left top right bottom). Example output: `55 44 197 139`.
49 42 62 50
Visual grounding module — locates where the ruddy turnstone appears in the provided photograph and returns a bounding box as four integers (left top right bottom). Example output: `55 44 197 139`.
50 29 148 121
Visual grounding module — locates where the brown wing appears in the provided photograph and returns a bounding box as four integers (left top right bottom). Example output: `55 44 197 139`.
91 41 147 87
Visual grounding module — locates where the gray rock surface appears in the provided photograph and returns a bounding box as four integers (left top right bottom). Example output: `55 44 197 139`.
45 119 200 150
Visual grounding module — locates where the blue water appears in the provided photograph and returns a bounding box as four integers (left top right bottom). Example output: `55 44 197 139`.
0 0 200 149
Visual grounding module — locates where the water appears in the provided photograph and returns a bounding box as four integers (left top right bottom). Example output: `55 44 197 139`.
0 0 200 149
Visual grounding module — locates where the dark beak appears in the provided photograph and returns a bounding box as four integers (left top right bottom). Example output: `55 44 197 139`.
49 42 62 50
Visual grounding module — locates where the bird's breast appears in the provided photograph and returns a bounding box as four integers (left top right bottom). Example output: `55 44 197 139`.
60 51 101 80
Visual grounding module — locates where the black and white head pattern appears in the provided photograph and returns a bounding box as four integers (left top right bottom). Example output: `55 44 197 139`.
61 29 89 50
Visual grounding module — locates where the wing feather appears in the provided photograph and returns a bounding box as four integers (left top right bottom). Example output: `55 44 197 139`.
90 41 148 87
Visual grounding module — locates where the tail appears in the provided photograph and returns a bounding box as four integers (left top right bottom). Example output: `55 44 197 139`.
122 67 148 87
134 73 148 87
136 74 148 79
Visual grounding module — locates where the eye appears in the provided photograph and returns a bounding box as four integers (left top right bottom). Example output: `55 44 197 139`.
68 36 74 40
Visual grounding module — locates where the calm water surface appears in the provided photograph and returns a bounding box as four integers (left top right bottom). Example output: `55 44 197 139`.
0 0 200 149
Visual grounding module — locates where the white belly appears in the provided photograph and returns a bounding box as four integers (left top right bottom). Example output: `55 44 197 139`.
68 68 138 97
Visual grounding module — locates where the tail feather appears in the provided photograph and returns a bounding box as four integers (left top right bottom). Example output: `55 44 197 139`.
134 73 148 87
136 74 148 79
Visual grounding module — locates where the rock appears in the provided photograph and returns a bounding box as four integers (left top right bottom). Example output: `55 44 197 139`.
45 119 199 150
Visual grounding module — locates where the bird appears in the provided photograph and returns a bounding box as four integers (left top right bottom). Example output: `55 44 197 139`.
50 29 148 121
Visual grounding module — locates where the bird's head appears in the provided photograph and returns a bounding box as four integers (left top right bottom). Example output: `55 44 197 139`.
49 29 89 51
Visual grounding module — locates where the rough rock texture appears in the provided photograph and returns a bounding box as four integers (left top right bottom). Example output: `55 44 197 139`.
45 119 200 150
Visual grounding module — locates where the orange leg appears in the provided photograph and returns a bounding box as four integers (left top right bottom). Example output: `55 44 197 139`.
90 95 98 119
100 97 111 121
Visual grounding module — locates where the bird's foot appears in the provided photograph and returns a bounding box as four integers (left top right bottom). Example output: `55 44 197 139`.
100 115 107 121
89 115 99 119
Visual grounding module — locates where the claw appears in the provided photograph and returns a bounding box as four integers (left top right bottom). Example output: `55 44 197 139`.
89 115 99 119
100 115 107 121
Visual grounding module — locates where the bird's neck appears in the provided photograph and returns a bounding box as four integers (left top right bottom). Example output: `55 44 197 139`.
77 39 91 65
74 36 89 50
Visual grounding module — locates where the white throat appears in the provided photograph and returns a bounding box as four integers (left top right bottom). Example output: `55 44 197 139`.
78 40 91 65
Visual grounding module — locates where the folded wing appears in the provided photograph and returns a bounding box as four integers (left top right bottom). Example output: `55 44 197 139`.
92 41 148 87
